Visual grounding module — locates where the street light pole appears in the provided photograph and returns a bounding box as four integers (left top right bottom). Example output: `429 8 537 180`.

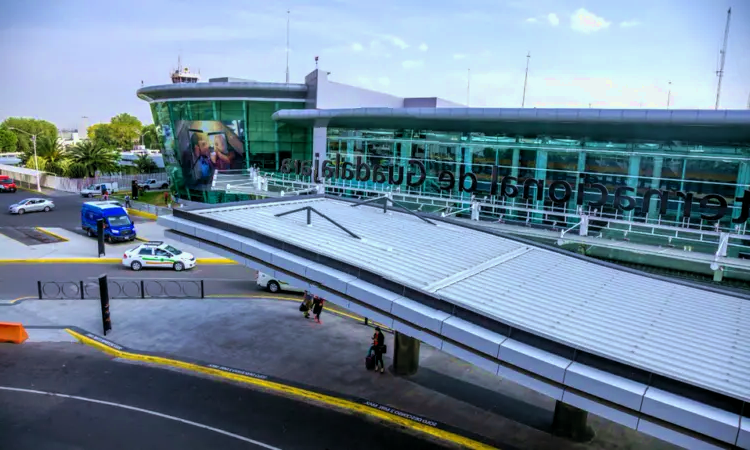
8 127 42 192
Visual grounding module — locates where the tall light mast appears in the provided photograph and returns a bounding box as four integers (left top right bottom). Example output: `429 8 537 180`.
714 8 731 110
521 52 531 108
285 10 291 84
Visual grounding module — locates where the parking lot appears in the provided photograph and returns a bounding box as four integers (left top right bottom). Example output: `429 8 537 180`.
0 189 149 244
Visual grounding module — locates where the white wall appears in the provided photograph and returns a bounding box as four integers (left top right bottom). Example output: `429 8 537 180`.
311 70 404 109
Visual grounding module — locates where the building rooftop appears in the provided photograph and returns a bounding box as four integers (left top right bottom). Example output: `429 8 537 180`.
273 107 750 144
184 196 750 404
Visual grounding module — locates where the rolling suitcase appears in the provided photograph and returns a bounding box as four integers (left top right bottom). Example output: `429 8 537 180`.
365 355 376 371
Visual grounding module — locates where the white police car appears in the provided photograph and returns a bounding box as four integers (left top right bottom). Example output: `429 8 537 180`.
122 241 196 271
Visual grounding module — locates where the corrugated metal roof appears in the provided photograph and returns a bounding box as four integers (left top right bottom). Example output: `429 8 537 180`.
190 197 750 402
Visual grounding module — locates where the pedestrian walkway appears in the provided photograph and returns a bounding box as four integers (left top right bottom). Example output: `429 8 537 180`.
1 297 677 450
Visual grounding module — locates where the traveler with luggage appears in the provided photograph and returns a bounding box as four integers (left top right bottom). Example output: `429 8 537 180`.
312 295 325 323
366 327 386 374
299 291 313 319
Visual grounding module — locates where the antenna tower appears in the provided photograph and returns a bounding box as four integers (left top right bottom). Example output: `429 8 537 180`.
714 8 731 110
285 10 290 84
521 52 531 108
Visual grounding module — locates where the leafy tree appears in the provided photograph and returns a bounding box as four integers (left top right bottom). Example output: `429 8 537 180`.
0 128 18 153
1 117 58 153
110 113 142 149
68 141 120 177
65 162 88 178
88 123 116 148
134 153 158 173
141 124 159 149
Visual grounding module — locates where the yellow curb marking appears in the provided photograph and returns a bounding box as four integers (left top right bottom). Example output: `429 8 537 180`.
0 258 235 264
34 227 70 242
126 208 157 220
206 294 391 331
65 329 495 450
10 296 36 304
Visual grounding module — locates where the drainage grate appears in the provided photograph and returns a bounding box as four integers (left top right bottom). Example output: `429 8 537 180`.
0 227 64 246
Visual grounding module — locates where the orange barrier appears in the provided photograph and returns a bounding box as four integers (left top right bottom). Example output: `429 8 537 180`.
0 322 29 344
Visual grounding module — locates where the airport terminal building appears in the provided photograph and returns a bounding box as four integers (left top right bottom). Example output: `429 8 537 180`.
137 69 750 283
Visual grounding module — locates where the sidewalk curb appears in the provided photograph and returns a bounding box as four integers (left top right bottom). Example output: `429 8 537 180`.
0 258 238 264
34 227 69 242
63 326 500 450
127 208 157 220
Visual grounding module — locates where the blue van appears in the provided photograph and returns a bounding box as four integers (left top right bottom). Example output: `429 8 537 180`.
81 201 137 242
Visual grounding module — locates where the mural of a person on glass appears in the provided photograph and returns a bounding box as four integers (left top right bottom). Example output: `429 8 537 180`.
177 120 246 188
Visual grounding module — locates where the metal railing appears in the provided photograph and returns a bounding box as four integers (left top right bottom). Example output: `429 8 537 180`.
37 278 205 300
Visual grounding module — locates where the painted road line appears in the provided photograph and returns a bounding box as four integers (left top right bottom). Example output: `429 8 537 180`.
0 386 281 449
65 328 497 450
206 294 392 331
34 227 69 242
0 258 236 264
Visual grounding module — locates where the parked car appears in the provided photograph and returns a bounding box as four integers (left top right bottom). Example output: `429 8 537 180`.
137 179 169 190
0 176 17 193
8 198 55 215
257 271 305 293
123 241 196 272
80 182 119 198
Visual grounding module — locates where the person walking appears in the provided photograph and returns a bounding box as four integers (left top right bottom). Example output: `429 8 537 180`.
368 327 386 374
312 295 325 323
164 190 171 208
102 190 109 201
124 194 131 208
300 291 313 319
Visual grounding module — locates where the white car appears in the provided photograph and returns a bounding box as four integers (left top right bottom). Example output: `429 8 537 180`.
257 272 305 293
137 179 169 190
8 198 55 215
123 241 196 272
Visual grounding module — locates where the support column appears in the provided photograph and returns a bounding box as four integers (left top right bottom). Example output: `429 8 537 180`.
734 162 750 226
626 155 641 221
551 401 595 442
531 150 547 223
392 331 420 376
312 126 327 183
572 150 587 212
649 157 664 221
507 148 520 219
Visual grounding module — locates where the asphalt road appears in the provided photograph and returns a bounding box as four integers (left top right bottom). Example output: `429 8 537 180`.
0 343 447 450
0 189 149 229
0 263 272 300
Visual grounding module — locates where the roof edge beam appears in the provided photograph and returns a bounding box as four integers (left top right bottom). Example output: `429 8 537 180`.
425 246 533 293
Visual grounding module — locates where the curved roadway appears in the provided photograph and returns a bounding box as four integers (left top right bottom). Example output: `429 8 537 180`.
0 342 449 450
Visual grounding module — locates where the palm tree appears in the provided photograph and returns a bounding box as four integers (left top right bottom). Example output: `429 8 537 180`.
134 153 158 174
68 141 120 178
22 136 68 176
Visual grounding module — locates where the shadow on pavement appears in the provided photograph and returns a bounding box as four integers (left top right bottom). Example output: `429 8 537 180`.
406 367 554 433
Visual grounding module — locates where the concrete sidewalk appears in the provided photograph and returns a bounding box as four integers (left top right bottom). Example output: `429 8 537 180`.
1 297 676 450
0 221 230 261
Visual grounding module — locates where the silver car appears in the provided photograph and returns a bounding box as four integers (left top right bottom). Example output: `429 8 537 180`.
8 198 55 215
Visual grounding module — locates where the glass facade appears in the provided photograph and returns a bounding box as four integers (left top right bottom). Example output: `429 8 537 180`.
149 100 311 202
321 128 750 233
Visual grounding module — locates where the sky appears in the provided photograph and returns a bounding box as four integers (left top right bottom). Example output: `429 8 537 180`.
0 0 748 129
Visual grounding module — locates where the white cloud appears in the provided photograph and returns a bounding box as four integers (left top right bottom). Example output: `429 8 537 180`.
351 42 363 52
453 53 467 60
547 13 559 26
570 8 611 33
419 43 428 51
377 76 390 87
401 60 424 69
526 17 538 23
379 34 408 49
619 20 641 28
